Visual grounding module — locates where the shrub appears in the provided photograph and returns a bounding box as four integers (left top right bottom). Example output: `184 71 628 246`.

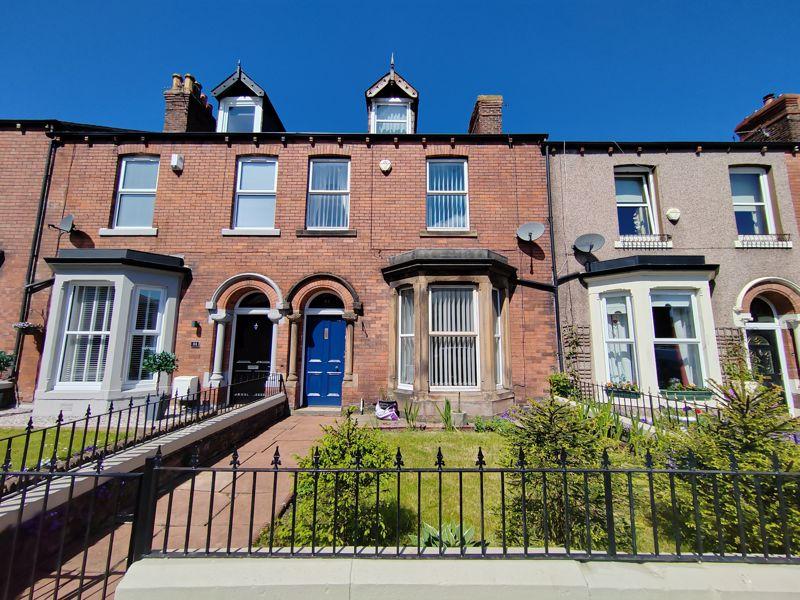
410 521 481 548
0 351 14 377
436 398 455 431
548 372 575 398
497 397 632 551
142 351 178 379
269 409 394 547
473 413 516 435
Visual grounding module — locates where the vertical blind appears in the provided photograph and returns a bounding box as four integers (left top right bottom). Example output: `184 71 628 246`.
427 160 468 230
127 289 162 381
307 160 350 229
492 288 503 387
429 287 478 388
235 158 277 228
115 157 159 228
60 285 115 383
398 288 414 387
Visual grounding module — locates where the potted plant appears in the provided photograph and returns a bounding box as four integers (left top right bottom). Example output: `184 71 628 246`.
142 351 179 420
451 392 467 429
0 351 15 409
604 380 641 400
12 322 43 335
660 380 713 403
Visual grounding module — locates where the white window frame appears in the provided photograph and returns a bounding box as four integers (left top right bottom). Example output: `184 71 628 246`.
397 287 414 390
426 159 470 231
56 283 116 390
729 166 776 236
371 99 412 134
649 290 707 389
217 96 263 133
614 166 659 237
492 288 504 388
428 285 480 391
601 293 638 385
232 156 278 230
125 286 165 384
113 157 159 229
306 158 351 230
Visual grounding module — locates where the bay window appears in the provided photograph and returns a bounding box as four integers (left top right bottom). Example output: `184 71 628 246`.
429 286 479 389
127 288 164 382
59 285 115 384
602 294 637 384
114 157 159 228
650 292 704 389
307 159 350 229
427 159 469 230
233 157 278 229
397 288 414 389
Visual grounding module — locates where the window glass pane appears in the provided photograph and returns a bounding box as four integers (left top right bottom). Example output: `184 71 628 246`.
427 194 468 229
398 288 414 387
235 194 276 228
651 294 696 339
116 193 155 227
430 288 474 333
430 336 477 388
734 204 768 235
128 334 157 380
134 290 160 330
730 173 763 205
400 289 414 335
376 121 408 134
605 296 631 339
239 161 276 191
607 343 636 384
226 106 256 133
614 177 646 204
310 161 348 191
306 194 348 228
122 159 159 190
60 285 114 383
376 104 408 121
493 289 503 386
654 343 703 388
617 206 652 235
428 162 466 192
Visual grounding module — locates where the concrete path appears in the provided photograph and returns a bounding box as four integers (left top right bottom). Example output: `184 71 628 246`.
15 414 337 600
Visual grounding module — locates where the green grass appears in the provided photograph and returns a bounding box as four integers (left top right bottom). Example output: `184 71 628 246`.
0 426 124 470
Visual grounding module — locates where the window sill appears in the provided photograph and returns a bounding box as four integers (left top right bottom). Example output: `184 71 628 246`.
420 230 478 238
221 228 281 237
99 227 158 237
296 229 357 238
614 235 672 250
734 235 793 249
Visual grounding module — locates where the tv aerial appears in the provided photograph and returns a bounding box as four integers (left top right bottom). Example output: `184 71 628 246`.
48 215 76 237
573 233 605 254
516 222 546 274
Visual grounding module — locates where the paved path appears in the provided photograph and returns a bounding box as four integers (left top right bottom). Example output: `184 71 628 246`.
16 414 337 600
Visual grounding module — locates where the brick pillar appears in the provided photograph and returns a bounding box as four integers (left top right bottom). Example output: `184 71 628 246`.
468 95 503 134
163 73 217 133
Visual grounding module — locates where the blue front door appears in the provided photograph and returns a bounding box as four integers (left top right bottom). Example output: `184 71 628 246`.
303 315 345 406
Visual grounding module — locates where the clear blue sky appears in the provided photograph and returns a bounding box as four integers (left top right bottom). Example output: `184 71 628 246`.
2 0 798 140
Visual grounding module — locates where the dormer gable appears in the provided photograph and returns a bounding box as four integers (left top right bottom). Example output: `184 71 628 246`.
364 57 419 134
211 64 285 133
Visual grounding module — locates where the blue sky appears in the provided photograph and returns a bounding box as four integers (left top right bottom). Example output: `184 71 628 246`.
1 1 798 140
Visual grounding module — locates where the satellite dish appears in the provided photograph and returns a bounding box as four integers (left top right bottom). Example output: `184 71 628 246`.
516 222 545 242
574 233 605 253
49 214 75 234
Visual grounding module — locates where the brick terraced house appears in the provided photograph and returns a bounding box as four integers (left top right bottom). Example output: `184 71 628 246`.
0 64 558 418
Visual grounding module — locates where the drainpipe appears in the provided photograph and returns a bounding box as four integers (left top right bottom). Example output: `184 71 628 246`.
545 144 564 371
12 136 57 379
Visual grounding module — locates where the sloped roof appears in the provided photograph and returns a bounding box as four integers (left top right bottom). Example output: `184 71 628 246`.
211 65 266 100
364 63 419 103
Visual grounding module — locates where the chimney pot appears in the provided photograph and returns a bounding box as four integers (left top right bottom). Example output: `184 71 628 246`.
171 74 183 91
763 93 776 105
183 73 195 94
164 70 216 133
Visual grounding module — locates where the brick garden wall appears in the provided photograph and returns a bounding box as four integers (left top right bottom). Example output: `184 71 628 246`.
16 134 557 408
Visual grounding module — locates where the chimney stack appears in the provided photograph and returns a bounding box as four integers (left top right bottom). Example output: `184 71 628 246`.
468 95 503 134
735 93 800 142
163 72 216 133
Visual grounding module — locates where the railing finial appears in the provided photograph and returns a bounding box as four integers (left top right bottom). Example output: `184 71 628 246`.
476 447 486 469
271 446 281 469
516 446 526 469
154 445 163 466
601 448 611 469
56 410 64 425
190 443 200 468
435 447 445 470
313 446 321 469
25 417 33 432
95 453 104 473
230 447 240 469
394 447 404 469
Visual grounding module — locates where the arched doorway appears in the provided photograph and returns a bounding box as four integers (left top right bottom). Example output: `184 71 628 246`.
229 292 276 403
745 296 792 402
302 292 345 407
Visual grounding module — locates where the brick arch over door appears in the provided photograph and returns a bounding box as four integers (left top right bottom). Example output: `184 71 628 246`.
285 272 362 314
737 277 800 317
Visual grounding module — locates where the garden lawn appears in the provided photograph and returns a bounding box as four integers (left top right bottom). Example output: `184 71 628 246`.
0 426 124 470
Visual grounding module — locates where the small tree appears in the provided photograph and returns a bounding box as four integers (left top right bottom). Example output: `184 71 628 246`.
142 351 178 394
0 351 14 379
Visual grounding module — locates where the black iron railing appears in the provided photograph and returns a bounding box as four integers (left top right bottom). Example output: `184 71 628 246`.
0 373 284 485
572 380 721 428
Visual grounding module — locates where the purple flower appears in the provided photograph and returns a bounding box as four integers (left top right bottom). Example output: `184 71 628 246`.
640 417 648 423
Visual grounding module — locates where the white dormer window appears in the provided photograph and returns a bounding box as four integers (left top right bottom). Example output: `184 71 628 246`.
218 96 263 133
371 99 411 134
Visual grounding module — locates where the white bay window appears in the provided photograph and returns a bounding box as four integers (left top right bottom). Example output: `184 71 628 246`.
59 285 115 384
429 286 479 389
127 288 164 382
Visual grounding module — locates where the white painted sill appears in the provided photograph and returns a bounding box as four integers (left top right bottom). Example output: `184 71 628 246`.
614 236 673 250
99 227 158 237
221 228 281 237
734 236 793 249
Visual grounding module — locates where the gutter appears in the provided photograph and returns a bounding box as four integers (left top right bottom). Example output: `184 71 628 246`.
12 138 57 379
545 144 564 371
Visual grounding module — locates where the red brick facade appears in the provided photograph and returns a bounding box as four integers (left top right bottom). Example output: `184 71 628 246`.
13 131 557 410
